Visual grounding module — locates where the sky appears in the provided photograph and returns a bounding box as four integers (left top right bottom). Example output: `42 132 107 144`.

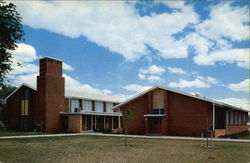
6 1 250 110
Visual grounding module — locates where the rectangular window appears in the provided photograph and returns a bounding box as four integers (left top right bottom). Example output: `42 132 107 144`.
21 100 28 116
71 99 80 112
153 109 164 114
95 101 103 112
230 111 234 124
106 102 114 113
235 112 238 124
239 112 242 124
83 100 92 111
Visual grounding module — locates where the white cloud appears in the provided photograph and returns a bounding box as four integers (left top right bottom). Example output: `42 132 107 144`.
138 73 146 80
123 84 152 93
138 73 162 83
167 67 185 74
218 98 250 111
227 79 249 92
63 63 74 71
196 2 249 41
168 76 218 88
139 65 165 75
13 1 198 61
9 43 39 75
63 74 112 95
147 75 162 82
193 48 249 69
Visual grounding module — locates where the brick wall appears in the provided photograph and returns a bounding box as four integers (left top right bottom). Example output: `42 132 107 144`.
121 94 149 134
225 124 248 135
68 114 82 132
7 86 36 130
37 57 65 131
167 91 211 137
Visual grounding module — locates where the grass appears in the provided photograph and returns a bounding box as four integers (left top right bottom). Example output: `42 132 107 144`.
220 130 250 139
0 130 58 137
0 135 249 163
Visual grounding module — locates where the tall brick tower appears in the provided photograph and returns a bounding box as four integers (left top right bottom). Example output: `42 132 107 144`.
36 57 65 131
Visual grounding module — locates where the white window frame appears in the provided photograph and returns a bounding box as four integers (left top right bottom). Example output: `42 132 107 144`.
71 98 80 112
106 102 114 113
95 101 103 112
83 99 92 112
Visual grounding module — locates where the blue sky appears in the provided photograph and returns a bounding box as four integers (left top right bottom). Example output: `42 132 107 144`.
8 1 249 110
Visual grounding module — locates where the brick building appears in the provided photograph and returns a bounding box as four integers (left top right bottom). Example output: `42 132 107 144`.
114 87 249 137
6 57 122 132
5 56 249 137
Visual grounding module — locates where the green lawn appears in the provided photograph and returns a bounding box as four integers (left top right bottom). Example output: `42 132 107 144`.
0 130 50 137
0 135 249 163
220 130 250 139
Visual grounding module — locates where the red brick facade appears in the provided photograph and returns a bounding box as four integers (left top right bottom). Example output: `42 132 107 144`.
5 57 248 136
6 86 36 130
119 88 248 137
35 57 66 131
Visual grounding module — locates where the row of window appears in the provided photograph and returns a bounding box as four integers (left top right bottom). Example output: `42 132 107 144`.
226 111 247 125
71 99 115 113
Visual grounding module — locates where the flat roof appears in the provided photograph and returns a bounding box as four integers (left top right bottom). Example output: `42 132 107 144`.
113 85 249 112
65 90 123 103
5 83 123 103
60 111 122 116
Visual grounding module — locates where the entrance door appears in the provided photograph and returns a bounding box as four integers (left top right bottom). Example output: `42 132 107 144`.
149 117 162 133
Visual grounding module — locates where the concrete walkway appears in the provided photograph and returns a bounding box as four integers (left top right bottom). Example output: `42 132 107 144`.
0 132 249 143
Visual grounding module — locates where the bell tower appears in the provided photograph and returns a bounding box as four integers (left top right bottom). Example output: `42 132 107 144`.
36 57 65 131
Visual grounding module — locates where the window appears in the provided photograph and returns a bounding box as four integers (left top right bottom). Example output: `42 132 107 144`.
239 112 242 124
21 100 28 116
106 102 113 113
71 99 80 112
20 89 28 116
230 111 234 124
235 112 238 124
95 101 103 112
153 109 164 114
83 100 92 111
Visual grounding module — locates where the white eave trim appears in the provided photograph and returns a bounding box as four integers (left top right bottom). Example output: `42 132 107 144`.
144 114 166 117
60 111 122 117
113 85 249 112
65 96 121 103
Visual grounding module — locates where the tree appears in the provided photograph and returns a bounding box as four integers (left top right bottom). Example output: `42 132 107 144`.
0 84 16 124
0 0 24 86
123 108 134 147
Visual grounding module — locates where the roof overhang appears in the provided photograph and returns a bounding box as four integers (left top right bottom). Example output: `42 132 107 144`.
113 85 249 112
144 114 166 117
60 111 122 116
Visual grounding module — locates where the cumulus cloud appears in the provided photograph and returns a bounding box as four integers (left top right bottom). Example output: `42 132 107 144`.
138 65 165 82
168 76 218 88
9 43 39 75
12 1 198 61
227 79 249 92
193 48 249 69
184 2 250 69
218 98 250 111
196 2 249 41
123 84 152 93
63 74 112 95
139 65 165 75
63 63 74 71
167 67 185 74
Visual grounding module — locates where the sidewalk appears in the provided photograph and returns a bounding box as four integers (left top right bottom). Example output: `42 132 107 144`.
0 132 250 143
